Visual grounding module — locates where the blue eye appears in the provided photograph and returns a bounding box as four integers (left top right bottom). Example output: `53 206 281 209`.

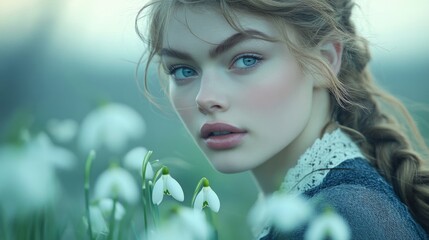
169 66 197 81
231 54 262 69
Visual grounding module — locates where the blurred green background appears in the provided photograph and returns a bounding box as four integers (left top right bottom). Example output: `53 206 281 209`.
0 0 428 239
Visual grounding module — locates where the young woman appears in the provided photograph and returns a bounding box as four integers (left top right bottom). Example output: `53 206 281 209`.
136 0 429 239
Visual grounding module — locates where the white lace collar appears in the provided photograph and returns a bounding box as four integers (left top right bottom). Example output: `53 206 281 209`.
280 128 364 194
255 129 364 239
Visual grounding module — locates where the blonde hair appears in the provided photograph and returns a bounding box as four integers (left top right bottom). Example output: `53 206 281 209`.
136 0 429 231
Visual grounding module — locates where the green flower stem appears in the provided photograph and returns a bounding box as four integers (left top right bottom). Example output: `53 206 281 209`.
147 182 159 227
107 197 118 240
140 190 149 239
140 150 154 239
206 209 219 240
141 150 153 188
84 150 96 240
148 166 165 228
141 180 158 240
152 166 166 185
191 177 207 207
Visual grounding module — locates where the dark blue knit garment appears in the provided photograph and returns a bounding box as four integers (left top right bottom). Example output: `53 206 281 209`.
262 158 428 240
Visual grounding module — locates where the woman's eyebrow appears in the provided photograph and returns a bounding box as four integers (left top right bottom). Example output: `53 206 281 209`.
159 29 271 60
159 48 192 60
209 30 271 58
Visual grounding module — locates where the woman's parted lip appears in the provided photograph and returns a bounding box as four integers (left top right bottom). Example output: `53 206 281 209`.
200 122 247 139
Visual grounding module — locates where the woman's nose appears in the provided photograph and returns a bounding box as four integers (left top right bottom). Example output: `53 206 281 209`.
195 72 229 115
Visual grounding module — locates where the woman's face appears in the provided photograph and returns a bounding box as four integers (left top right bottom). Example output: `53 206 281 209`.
161 7 317 173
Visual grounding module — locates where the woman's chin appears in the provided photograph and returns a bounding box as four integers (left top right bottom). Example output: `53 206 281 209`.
210 161 252 174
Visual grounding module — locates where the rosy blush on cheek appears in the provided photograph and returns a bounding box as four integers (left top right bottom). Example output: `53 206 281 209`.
242 68 304 110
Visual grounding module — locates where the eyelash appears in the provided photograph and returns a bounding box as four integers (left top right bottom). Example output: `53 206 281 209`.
167 64 188 75
166 64 198 83
230 53 263 70
165 53 264 81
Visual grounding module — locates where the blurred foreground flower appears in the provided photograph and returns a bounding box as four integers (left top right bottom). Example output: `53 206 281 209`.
152 167 184 205
29 132 76 170
305 210 351 240
78 103 146 153
194 178 220 213
85 198 126 238
98 198 126 221
0 143 59 219
47 118 78 143
148 207 212 240
123 146 154 179
248 193 313 235
94 165 139 205
88 204 109 237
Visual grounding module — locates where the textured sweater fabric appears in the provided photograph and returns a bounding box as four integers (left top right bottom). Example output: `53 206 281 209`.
262 158 428 240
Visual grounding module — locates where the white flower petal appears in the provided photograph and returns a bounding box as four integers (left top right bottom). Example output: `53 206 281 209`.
269 193 313 232
89 205 109 235
205 187 220 212
31 132 76 170
305 212 351 240
194 191 205 210
78 103 146 153
123 147 148 170
47 118 78 143
94 167 139 204
123 147 153 179
149 207 212 240
177 207 212 239
145 163 154 179
78 111 101 152
0 145 58 219
248 194 270 237
152 178 164 205
166 175 184 202
98 198 126 221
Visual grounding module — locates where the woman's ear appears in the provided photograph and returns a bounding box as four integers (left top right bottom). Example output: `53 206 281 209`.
320 41 343 75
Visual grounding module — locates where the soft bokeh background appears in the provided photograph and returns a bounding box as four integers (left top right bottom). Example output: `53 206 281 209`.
1 0 428 239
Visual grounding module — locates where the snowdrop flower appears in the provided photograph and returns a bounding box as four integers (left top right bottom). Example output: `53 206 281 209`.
47 118 78 143
94 166 139 205
88 205 109 236
28 132 76 170
194 178 220 213
85 198 125 237
0 145 58 219
123 147 154 179
269 193 312 231
148 207 212 240
305 210 351 240
78 103 146 153
152 167 184 205
98 198 126 221
248 193 270 237
248 192 313 234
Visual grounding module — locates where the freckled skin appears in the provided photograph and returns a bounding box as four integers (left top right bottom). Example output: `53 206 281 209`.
163 7 331 193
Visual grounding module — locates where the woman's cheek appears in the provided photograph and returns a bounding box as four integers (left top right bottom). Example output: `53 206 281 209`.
241 67 304 110
170 91 196 128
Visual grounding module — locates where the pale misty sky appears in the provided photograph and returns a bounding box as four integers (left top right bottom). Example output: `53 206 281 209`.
1 0 428 61
353 0 429 59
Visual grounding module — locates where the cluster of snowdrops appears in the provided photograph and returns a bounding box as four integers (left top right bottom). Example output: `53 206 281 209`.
0 103 351 240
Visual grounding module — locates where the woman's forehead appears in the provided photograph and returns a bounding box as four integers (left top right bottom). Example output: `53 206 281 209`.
162 6 281 48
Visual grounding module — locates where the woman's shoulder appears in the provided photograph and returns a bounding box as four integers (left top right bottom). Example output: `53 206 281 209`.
309 157 389 192
304 157 428 239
